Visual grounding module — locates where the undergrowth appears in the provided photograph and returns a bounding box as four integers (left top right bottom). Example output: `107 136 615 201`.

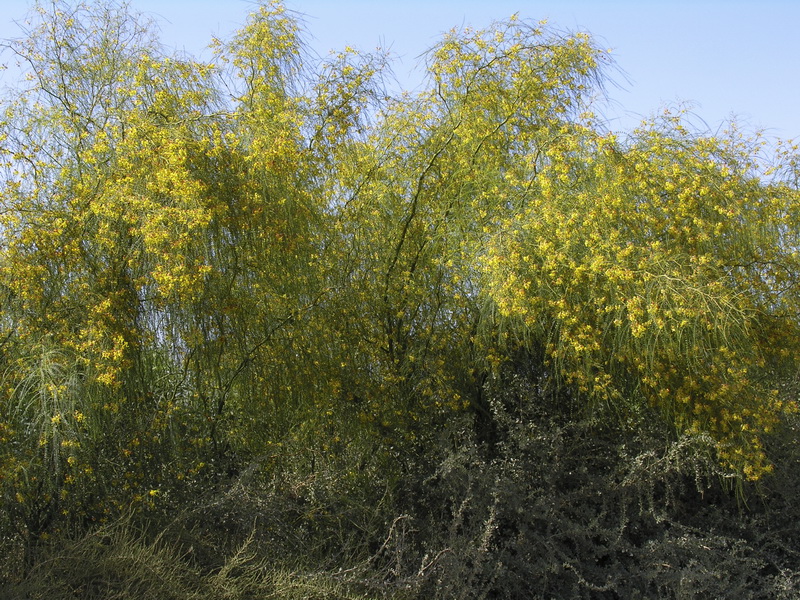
5 367 800 599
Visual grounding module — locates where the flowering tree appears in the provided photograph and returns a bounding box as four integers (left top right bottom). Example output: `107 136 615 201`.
1 2 798 566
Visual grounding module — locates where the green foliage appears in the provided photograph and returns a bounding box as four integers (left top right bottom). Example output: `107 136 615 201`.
483 116 800 477
1 1 800 597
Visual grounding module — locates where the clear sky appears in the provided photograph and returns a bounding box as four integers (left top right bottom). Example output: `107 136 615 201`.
1 0 798 142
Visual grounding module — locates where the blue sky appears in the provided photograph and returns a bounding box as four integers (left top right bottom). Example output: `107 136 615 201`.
2 1 798 141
